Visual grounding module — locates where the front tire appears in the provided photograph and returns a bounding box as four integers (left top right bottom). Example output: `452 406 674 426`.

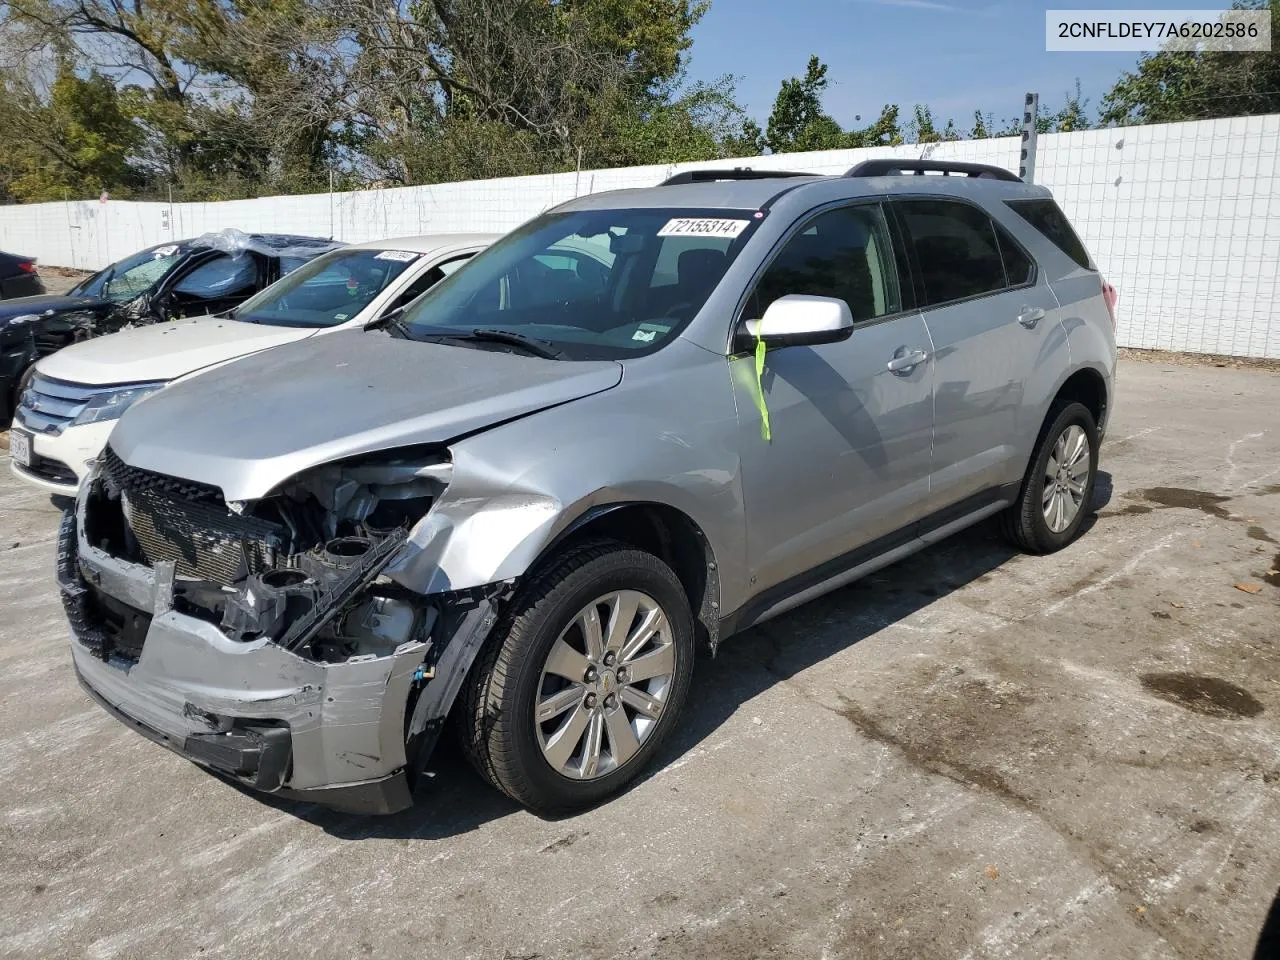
458 540 695 814
1001 401 1098 553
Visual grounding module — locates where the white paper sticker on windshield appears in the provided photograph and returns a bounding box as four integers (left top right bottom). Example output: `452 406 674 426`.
657 218 750 238
152 245 178 258
374 250 420 262
632 329 657 342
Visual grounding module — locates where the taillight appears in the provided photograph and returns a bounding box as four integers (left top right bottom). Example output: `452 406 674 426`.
1102 278 1118 331
17 260 37 274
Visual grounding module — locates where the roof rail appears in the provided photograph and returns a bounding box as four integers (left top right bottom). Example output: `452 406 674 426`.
659 168 816 186
844 159 1021 182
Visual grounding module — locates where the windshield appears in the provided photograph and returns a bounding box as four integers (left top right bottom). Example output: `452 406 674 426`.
399 208 761 359
72 244 185 302
232 248 423 328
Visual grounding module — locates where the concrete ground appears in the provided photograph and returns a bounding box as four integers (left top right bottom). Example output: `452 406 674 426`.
2 359 1278 960
38 269 90 296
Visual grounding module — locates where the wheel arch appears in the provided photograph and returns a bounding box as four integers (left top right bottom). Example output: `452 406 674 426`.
1052 366 1109 434
535 501 723 654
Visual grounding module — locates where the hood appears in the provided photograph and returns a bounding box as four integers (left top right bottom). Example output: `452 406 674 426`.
0 293 108 322
38 316 320 386
110 331 623 501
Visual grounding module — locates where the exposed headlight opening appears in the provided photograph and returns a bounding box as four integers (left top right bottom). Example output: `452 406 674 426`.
82 447 453 663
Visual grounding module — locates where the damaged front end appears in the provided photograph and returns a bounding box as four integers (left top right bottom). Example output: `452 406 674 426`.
61 445 512 813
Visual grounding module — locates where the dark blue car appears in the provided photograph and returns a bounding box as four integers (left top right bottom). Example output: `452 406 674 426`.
0 232 337 426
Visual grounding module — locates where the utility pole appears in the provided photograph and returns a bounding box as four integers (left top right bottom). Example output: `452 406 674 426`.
329 168 336 240
1020 92 1039 184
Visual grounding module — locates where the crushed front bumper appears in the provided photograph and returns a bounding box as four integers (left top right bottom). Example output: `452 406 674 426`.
57 509 428 814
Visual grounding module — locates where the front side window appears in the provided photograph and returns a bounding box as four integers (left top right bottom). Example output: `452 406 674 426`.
387 254 477 312
172 254 259 299
746 203 901 323
399 208 763 359
896 199 1007 306
233 249 424 328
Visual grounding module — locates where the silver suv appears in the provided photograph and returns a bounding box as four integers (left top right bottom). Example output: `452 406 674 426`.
59 161 1117 814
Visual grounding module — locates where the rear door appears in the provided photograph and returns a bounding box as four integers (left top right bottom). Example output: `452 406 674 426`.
733 201 935 596
893 197 1063 512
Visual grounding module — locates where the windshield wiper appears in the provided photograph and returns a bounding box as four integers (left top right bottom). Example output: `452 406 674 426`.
369 308 414 339
411 327 568 359
463 328 568 360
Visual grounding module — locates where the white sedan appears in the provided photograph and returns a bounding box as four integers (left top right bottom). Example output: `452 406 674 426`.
10 233 498 496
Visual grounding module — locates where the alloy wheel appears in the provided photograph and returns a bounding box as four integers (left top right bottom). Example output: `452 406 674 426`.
534 590 676 780
1042 423 1091 533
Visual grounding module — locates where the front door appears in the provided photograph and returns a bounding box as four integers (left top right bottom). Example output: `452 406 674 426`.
732 202 935 597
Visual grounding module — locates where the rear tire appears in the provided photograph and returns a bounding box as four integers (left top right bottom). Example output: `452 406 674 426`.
1001 401 1098 553
458 539 694 814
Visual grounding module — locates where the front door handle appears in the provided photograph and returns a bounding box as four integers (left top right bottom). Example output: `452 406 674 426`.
887 347 928 375
1017 306 1046 329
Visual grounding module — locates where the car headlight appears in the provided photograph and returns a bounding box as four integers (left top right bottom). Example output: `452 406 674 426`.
72 383 165 426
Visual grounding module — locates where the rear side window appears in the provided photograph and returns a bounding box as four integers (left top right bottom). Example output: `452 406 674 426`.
747 203 901 323
1006 199 1091 270
995 224 1035 286
896 200 1006 306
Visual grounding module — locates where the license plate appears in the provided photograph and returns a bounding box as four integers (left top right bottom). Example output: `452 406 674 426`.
9 428 31 467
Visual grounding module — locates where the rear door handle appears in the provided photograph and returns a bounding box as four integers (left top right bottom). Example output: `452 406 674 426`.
887 347 928 375
1017 306 1046 329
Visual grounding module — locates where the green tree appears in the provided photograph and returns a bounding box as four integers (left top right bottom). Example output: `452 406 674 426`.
765 55 850 153
0 65 141 202
1101 0 1280 124
849 104 903 147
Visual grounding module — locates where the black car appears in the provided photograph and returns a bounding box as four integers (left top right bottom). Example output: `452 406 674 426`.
0 232 338 425
0 250 45 300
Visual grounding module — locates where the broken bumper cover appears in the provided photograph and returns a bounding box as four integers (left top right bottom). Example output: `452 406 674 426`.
58 510 426 814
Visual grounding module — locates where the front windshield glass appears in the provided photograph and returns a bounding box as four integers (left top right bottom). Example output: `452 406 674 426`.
233 248 423 328
399 208 761 359
73 244 185 302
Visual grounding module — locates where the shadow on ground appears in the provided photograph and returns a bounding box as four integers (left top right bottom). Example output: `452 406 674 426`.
262 474 1113 841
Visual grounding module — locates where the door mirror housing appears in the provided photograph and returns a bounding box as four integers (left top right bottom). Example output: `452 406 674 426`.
735 294 855 352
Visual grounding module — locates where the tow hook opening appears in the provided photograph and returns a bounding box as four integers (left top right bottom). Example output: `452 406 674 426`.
183 718 292 791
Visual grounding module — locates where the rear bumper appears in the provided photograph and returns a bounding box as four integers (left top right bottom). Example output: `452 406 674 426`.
59 507 428 814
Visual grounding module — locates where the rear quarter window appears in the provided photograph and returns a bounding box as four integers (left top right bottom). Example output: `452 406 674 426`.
1005 199 1092 270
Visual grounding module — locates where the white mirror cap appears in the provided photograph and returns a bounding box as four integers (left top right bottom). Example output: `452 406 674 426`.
749 294 854 339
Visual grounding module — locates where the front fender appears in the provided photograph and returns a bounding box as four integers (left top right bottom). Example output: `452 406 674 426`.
381 340 748 610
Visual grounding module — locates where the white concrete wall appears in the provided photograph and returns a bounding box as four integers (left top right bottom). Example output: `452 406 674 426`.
2 114 1278 357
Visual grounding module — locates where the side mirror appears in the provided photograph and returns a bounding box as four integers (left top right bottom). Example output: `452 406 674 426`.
735 294 854 352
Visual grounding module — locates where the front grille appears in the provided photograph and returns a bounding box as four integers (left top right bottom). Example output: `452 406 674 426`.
57 510 149 665
16 374 112 437
100 447 283 584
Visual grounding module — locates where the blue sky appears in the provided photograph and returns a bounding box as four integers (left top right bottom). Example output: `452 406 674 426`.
685 0 1217 130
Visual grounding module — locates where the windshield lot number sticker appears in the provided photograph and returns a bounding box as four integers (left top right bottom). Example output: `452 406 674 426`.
375 250 420 262
657 218 750 238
